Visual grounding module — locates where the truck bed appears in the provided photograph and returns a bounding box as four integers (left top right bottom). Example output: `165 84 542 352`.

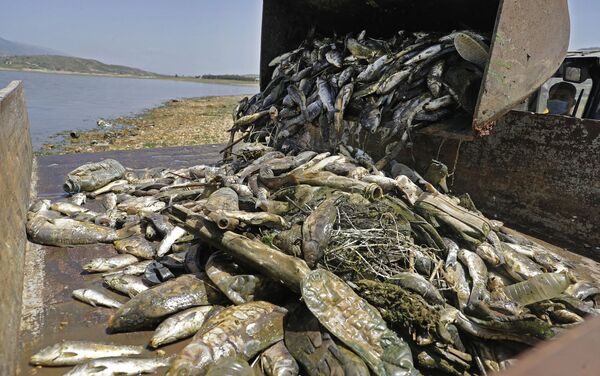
19 145 222 376
18 145 600 375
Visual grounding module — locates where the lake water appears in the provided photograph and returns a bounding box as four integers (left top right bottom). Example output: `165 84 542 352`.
0 70 257 149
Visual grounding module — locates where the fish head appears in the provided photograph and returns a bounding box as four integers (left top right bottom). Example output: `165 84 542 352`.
30 343 72 365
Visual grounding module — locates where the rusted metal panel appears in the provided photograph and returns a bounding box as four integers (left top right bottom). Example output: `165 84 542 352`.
473 0 570 134
498 315 600 376
401 111 600 258
0 81 32 375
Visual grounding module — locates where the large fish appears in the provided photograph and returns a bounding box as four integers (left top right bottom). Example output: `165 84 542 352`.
302 269 418 376
167 301 286 375
27 216 131 246
108 274 226 332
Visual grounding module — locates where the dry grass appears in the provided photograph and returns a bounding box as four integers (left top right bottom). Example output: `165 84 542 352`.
41 95 250 154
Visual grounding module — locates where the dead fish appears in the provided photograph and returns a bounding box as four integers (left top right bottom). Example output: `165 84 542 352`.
49 201 91 216
325 49 344 68
150 306 220 348
83 254 140 273
64 356 172 376
302 195 340 268
30 341 144 366
157 226 187 257
117 196 166 213
423 160 449 192
63 159 126 193
359 106 382 133
69 192 87 206
167 301 286 375
500 243 544 281
356 54 388 82
27 216 131 246
108 274 226 332
89 179 131 198
444 261 471 311
108 260 153 276
317 77 335 113
205 356 257 376
103 273 149 297
284 303 349 376
287 84 308 119
405 44 442 65
114 236 156 259
334 83 354 140
476 242 504 268
566 281 600 300
206 252 284 305
346 38 377 59
302 269 417 376
212 210 289 230
206 186 240 211
260 341 300 376
377 68 410 94
458 249 489 307
143 212 174 237
101 192 118 211
72 289 123 309
427 60 445 97
391 272 445 305
337 66 355 87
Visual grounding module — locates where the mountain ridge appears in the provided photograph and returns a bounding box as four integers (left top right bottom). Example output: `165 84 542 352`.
0 55 157 77
0 36 64 56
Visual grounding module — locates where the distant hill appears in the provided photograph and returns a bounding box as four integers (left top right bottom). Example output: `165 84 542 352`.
0 55 157 77
0 37 63 56
199 74 259 82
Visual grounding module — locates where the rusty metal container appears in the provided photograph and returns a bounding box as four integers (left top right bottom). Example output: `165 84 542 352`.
260 0 570 134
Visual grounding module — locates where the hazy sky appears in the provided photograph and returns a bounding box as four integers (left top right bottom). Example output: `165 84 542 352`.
0 0 595 75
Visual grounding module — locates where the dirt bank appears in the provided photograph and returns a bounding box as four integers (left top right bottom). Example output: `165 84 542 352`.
40 95 248 154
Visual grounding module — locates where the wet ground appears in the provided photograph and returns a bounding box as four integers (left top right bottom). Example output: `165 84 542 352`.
18 145 222 376
17 144 600 375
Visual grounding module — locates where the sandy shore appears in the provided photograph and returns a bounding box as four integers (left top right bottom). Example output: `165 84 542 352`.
40 95 249 154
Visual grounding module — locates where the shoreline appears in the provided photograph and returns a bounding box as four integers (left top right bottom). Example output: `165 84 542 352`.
38 94 249 155
0 67 259 87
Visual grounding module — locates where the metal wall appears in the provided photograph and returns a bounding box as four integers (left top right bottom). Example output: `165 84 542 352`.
0 81 32 374
404 111 600 258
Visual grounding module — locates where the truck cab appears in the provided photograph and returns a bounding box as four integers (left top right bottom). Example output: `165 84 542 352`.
532 50 600 119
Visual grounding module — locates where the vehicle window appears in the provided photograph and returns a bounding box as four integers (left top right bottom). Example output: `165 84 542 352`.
535 77 593 118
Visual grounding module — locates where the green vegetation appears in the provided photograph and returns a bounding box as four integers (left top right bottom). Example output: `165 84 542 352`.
0 55 156 77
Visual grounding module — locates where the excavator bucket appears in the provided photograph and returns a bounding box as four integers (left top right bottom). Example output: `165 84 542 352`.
260 0 570 135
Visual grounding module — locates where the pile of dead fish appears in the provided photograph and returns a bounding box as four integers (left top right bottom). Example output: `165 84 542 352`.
227 29 489 165
26 148 600 375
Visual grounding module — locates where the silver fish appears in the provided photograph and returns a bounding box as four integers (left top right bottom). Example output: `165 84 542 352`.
114 236 156 259
83 254 140 273
72 289 123 309
103 273 149 297
30 341 143 366
64 357 172 376
157 226 187 257
356 54 388 82
150 306 218 348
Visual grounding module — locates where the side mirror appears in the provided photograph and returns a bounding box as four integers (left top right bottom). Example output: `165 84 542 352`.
564 66 588 83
